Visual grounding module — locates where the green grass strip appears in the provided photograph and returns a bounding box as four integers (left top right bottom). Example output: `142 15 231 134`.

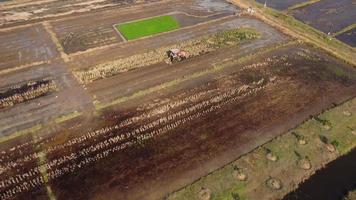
333 23 356 36
0 124 42 144
54 111 82 124
116 15 180 40
287 0 320 11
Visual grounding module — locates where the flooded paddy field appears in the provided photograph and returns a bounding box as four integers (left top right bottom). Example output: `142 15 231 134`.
255 0 307 10
336 28 356 47
1 43 355 200
291 0 356 34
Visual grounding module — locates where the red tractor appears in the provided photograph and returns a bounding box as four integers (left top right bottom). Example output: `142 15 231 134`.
166 49 189 63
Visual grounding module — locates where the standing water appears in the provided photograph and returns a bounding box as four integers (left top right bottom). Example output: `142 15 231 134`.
283 148 356 200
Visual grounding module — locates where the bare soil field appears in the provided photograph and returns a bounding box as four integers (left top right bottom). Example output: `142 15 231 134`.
0 0 161 28
0 24 58 71
336 28 356 47
0 0 355 200
291 0 356 34
1 43 355 200
50 0 237 54
0 60 94 136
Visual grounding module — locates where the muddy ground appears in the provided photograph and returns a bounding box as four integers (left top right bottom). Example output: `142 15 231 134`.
1 44 355 200
0 0 276 136
1 0 356 200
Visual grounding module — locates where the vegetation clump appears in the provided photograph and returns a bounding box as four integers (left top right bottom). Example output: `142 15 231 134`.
314 116 332 130
205 28 260 48
231 192 241 200
319 135 336 153
198 188 211 200
343 110 352 116
292 132 307 145
232 165 247 181
265 148 278 162
266 177 282 190
295 151 312 170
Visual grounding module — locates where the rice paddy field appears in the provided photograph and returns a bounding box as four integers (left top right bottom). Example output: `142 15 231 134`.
115 15 180 40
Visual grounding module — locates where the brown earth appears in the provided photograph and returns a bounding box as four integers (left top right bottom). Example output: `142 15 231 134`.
1 0 356 200
1 44 355 200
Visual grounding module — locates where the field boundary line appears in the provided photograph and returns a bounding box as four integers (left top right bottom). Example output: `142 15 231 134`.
42 21 69 62
0 109 83 144
0 0 57 10
286 0 320 11
112 24 128 42
0 124 43 144
33 134 57 200
0 22 44 32
69 14 236 58
333 23 356 37
0 61 50 76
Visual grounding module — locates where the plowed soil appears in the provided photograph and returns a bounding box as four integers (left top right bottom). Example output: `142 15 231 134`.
1 44 355 200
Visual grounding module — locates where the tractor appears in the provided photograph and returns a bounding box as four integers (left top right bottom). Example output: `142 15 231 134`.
166 49 189 63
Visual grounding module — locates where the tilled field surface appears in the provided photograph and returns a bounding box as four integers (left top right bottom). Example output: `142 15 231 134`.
1 44 355 200
51 0 237 54
0 0 161 28
0 24 58 71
